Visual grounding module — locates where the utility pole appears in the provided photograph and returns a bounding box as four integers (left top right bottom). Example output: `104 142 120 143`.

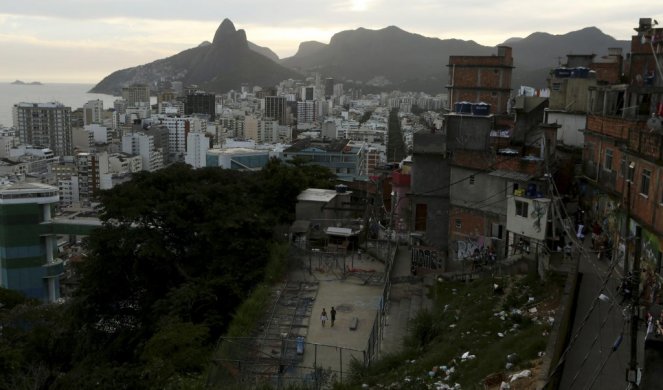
622 162 635 277
628 225 642 388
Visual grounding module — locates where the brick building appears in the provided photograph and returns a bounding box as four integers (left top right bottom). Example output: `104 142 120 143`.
447 46 514 114
581 18 663 279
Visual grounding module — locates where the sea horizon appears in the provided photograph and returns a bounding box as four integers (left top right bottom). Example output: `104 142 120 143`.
0 82 119 128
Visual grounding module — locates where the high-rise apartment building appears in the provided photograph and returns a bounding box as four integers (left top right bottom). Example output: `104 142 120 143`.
324 78 335 99
297 100 318 124
185 132 210 168
264 96 288 125
122 132 164 172
75 152 108 205
13 102 73 156
121 84 151 107
83 99 104 125
185 91 216 120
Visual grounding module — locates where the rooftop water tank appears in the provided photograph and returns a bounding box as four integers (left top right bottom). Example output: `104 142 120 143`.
472 102 491 116
335 184 348 194
554 68 571 78
458 101 472 114
571 67 590 78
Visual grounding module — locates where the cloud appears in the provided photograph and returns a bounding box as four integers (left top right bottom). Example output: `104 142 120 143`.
0 1 660 82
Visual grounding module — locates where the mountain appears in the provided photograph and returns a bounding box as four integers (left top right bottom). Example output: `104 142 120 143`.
281 25 630 92
281 26 492 93
92 21 632 96
90 19 299 95
248 41 279 62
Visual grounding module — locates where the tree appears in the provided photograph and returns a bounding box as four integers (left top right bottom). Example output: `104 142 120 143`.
55 162 330 387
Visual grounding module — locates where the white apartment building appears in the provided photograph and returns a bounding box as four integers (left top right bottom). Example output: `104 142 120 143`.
122 132 163 172
185 132 210 168
84 124 112 144
58 175 80 207
83 99 104 125
151 116 208 162
297 101 318 124
72 128 94 152
108 153 142 174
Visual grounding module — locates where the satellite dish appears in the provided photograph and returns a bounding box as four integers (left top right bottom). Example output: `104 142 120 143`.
647 116 663 133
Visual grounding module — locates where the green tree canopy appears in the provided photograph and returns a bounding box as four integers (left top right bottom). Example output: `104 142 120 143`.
0 161 333 388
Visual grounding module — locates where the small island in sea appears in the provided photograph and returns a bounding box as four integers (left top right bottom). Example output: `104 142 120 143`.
11 80 43 85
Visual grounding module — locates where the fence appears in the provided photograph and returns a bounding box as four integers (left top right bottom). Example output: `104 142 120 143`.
208 235 399 388
364 241 398 364
212 337 366 389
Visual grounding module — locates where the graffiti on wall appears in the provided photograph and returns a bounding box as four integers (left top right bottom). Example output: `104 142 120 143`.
455 236 486 261
640 228 661 266
411 246 443 269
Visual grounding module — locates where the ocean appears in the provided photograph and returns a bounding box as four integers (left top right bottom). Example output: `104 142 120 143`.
0 82 119 128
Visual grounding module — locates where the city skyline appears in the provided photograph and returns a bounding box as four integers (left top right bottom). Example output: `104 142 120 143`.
0 1 660 83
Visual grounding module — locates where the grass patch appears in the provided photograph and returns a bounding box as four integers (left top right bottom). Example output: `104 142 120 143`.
345 273 565 388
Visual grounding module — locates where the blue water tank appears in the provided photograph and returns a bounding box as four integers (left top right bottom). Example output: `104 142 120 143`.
554 67 571 78
458 101 472 114
526 183 537 197
571 67 590 78
454 101 463 113
472 102 491 116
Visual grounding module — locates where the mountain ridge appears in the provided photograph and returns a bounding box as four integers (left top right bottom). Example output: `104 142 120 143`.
91 21 631 95
89 19 298 95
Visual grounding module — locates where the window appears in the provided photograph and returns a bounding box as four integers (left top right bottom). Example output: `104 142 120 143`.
469 175 475 185
515 200 529 218
641 169 651 196
552 83 561 91
604 149 613 171
455 219 462 230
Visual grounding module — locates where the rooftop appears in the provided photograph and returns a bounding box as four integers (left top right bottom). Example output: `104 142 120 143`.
0 182 57 193
297 188 338 203
285 138 350 153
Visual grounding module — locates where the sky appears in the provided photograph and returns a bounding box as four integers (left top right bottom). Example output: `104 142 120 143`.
0 1 660 84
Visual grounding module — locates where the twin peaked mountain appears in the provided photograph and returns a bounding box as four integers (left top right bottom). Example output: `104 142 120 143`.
90 19 630 95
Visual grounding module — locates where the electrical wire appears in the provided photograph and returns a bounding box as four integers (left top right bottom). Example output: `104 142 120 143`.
541 177 627 388
414 136 547 197
567 289 622 389
583 328 626 390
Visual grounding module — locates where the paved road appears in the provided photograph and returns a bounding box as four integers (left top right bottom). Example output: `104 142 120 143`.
558 244 644 390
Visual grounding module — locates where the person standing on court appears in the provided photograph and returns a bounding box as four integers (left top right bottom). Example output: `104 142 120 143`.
330 307 337 327
321 308 328 327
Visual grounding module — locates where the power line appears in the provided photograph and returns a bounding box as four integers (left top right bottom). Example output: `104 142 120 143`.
414 136 547 197
541 177 629 388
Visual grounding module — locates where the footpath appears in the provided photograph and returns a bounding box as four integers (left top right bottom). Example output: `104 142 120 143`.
381 245 434 355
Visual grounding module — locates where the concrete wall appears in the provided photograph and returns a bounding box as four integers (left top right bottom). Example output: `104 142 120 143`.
547 111 585 148
446 115 492 151
410 150 450 251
